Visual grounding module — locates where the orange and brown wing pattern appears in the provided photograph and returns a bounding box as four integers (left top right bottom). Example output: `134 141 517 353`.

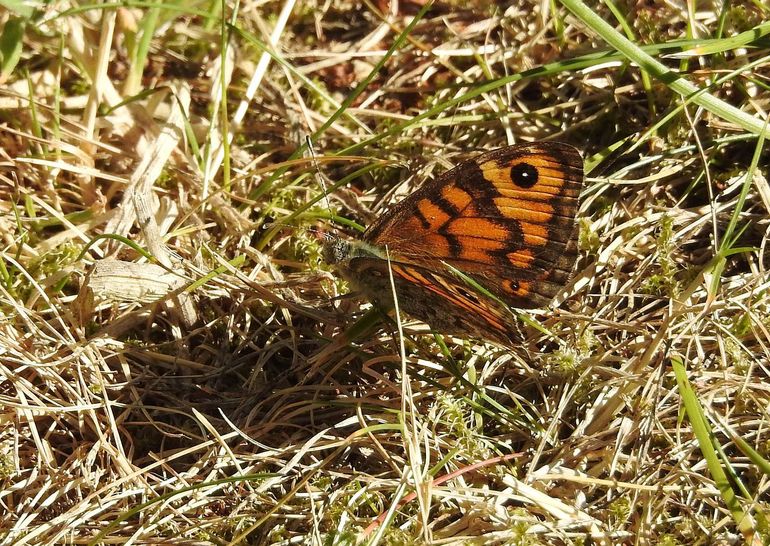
345 258 519 344
361 142 584 309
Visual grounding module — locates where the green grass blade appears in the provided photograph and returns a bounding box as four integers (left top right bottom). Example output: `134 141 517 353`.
559 0 770 138
672 355 756 538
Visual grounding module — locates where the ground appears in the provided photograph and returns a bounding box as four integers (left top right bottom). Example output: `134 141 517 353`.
0 0 769 544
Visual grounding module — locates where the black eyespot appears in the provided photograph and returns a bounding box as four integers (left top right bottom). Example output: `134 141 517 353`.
510 280 520 291
511 163 538 188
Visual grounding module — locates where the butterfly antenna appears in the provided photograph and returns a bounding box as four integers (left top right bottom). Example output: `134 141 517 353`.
305 135 333 216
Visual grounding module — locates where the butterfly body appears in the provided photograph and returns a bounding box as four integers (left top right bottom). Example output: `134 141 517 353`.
324 142 584 344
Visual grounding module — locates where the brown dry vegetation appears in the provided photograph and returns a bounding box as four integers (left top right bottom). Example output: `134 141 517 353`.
1 0 770 544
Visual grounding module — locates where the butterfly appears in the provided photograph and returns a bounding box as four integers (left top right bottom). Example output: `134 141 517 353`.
322 142 584 345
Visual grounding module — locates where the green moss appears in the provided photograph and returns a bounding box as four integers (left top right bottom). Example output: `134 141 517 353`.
0 452 14 478
436 392 491 461
657 534 682 546
547 346 581 375
579 217 601 255
641 214 681 297
726 5 763 33
507 508 542 545
724 337 750 375
382 528 418 546
608 497 631 528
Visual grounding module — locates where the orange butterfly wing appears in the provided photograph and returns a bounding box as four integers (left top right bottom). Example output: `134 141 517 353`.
346 259 523 344
360 142 583 308
332 142 584 343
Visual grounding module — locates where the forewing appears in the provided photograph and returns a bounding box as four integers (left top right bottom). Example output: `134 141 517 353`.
362 142 583 308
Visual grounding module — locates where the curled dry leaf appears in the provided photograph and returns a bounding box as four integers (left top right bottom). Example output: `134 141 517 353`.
86 259 184 304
